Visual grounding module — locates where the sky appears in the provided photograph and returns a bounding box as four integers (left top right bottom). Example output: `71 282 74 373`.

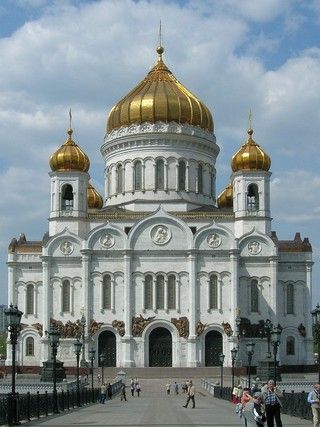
0 0 319 306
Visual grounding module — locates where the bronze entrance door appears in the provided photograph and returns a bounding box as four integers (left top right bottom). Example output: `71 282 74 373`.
149 327 172 367
98 331 116 366
205 330 223 366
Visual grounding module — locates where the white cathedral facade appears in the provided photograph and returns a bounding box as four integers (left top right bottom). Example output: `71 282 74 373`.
6 46 313 370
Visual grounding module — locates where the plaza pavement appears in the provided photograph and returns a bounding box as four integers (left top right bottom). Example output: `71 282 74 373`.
24 378 311 427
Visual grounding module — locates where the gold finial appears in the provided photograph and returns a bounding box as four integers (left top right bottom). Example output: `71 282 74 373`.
248 110 253 136
69 108 72 129
156 20 164 59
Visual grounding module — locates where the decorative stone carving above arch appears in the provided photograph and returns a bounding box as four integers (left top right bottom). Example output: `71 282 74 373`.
86 222 126 251
196 320 206 336
238 228 277 258
43 228 82 257
88 320 104 336
112 319 125 337
194 222 235 251
132 315 156 337
171 316 189 338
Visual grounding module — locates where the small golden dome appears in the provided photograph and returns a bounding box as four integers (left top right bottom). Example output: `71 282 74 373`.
50 129 90 172
231 129 271 172
87 183 103 209
107 46 213 133
217 183 233 209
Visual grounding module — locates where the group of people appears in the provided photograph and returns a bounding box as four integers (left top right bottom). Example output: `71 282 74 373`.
130 378 142 397
232 379 283 426
165 381 180 395
99 382 113 404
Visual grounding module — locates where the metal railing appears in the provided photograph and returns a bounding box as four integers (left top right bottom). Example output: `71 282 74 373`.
201 379 313 421
0 378 123 426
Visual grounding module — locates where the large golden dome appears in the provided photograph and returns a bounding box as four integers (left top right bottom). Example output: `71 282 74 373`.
87 183 103 209
50 129 90 172
231 129 271 172
107 47 213 133
217 183 233 208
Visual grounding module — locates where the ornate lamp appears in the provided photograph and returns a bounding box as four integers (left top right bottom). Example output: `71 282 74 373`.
246 342 255 388
74 339 83 407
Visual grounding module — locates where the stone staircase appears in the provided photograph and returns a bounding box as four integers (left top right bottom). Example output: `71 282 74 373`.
94 366 231 379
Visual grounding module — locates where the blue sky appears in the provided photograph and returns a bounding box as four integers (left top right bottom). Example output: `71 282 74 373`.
0 0 319 306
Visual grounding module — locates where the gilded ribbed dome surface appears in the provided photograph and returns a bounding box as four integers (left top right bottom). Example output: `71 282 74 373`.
107 47 213 133
87 184 103 209
231 129 271 172
217 183 233 208
50 129 90 172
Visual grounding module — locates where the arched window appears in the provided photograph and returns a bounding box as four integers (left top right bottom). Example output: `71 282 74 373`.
178 161 186 191
26 284 34 315
197 164 203 193
209 275 218 309
62 279 71 313
144 275 153 310
156 275 164 309
247 184 259 211
134 161 142 190
287 283 294 314
26 337 34 356
61 184 73 210
286 336 295 355
102 275 112 310
168 275 176 309
251 279 259 312
117 164 123 194
106 167 110 197
155 159 164 190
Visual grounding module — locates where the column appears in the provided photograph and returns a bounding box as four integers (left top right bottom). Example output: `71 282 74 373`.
230 250 239 354
41 257 51 362
164 277 168 312
269 256 278 321
176 277 180 313
82 251 91 323
153 277 156 311
142 163 146 192
142 277 146 313
7 256 16 306
186 163 190 192
164 161 168 191
187 251 198 367
305 262 314 364
122 251 134 366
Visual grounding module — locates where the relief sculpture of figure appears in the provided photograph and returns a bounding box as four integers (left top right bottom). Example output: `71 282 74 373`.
32 323 43 337
132 315 155 337
196 320 206 337
88 319 104 336
171 317 189 338
112 320 125 336
222 321 233 337
154 226 169 244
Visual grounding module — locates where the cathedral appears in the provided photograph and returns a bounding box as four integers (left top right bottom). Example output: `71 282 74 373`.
6 45 313 370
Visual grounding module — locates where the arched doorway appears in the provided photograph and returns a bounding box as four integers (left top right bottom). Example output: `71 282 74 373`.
149 327 172 367
205 330 223 366
98 330 116 366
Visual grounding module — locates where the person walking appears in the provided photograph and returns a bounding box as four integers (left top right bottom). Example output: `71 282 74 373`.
120 383 127 401
183 380 195 408
166 382 171 395
130 378 135 397
97 373 101 384
309 383 320 427
107 382 113 400
240 387 252 426
135 382 141 397
261 379 283 427
99 383 107 404
174 381 179 395
243 392 266 427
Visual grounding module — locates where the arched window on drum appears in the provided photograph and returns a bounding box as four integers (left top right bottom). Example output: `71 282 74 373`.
155 159 164 190
178 161 186 191
144 275 153 310
168 275 176 309
250 279 259 313
62 279 71 313
197 164 203 193
156 275 164 309
117 164 124 194
134 161 142 191
209 275 218 310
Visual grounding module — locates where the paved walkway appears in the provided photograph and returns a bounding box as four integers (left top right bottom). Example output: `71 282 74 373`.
25 379 311 426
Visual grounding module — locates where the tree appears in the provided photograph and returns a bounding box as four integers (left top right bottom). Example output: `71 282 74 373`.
0 332 7 358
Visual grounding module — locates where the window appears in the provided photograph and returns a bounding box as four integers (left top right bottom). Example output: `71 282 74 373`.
102 275 112 310
287 283 294 314
247 184 259 211
61 184 73 210
286 336 295 355
117 164 123 193
134 161 142 190
209 275 218 309
26 284 34 315
26 337 34 356
168 275 176 309
250 279 259 312
178 161 186 191
197 164 203 193
144 275 153 310
62 279 71 312
156 275 164 309
155 159 164 190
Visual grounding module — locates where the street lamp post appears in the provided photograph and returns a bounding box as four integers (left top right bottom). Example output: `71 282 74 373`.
4 304 23 425
219 353 225 397
235 314 241 358
246 342 255 388
264 319 272 358
230 347 238 391
271 325 282 385
74 339 82 407
46 327 60 414
100 354 106 384
88 348 96 402
311 304 320 383
80 314 87 367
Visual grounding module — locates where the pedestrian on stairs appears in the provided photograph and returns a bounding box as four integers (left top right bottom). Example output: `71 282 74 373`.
183 380 195 408
120 383 127 401
130 378 135 396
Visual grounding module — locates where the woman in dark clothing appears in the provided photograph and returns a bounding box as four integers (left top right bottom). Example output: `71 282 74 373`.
107 383 112 400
